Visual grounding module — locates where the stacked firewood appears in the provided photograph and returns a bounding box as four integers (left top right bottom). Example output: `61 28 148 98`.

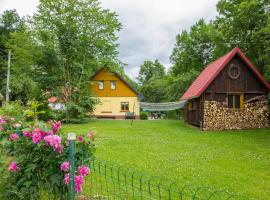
203 100 269 131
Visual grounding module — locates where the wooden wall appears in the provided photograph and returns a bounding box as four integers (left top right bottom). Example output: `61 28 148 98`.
204 54 268 102
184 54 269 128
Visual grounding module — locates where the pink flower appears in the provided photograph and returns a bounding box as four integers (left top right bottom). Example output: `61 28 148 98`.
64 173 70 185
78 136 83 142
52 121 61 133
0 126 3 131
87 131 94 138
60 161 69 172
74 175 84 193
9 133 19 141
78 166 90 177
10 117 15 122
32 131 42 144
23 131 32 138
44 135 62 153
0 117 6 124
78 195 85 200
8 161 20 172
33 128 47 138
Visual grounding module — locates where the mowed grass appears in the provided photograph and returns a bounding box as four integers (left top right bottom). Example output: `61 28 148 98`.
62 120 270 199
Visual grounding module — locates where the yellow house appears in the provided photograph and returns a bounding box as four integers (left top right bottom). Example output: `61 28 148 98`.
90 68 140 119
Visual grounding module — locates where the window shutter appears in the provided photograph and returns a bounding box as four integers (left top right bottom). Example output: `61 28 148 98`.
240 94 244 109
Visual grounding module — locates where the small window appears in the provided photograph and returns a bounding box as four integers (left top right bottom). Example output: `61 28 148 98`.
98 81 104 90
110 81 116 90
228 94 244 109
121 102 129 111
188 100 196 110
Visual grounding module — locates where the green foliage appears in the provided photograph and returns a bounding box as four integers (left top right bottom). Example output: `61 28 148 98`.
170 19 226 76
0 101 25 121
140 111 148 120
137 60 167 102
137 60 166 85
23 100 45 122
1 121 95 199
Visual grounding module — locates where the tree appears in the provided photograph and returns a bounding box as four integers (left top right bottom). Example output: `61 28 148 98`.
0 10 25 94
216 0 270 80
137 60 166 85
32 0 122 118
170 19 226 76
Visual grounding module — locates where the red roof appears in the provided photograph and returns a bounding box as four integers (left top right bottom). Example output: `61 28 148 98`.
180 48 270 100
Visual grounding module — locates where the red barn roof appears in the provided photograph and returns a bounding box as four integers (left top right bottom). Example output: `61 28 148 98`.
180 47 270 100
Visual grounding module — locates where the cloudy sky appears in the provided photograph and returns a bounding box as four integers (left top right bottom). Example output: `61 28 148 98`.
0 0 219 79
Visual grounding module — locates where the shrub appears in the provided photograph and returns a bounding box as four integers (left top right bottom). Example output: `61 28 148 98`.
0 101 25 121
140 111 148 120
0 118 95 199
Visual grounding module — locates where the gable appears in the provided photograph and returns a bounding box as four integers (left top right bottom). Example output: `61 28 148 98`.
206 54 269 93
90 68 138 97
181 48 270 100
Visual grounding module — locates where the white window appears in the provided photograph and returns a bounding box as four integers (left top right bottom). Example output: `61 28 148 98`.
98 81 104 90
121 102 129 111
110 81 116 90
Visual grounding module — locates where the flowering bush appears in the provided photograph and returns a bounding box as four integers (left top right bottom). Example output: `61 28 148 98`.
1 119 95 199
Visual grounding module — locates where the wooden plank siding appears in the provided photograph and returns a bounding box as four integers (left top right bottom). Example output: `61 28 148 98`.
184 54 269 127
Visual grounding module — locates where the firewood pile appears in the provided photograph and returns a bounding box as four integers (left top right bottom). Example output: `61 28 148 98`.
203 100 269 131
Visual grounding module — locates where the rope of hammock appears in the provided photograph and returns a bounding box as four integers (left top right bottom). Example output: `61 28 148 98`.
140 100 187 111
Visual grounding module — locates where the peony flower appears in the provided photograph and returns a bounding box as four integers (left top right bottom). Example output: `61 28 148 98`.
9 133 19 141
44 135 62 153
0 126 4 131
8 161 20 172
64 173 70 185
77 165 90 177
87 131 94 138
33 128 47 138
77 136 83 142
0 116 6 125
74 175 84 193
23 131 32 138
60 161 69 172
52 121 61 133
32 131 42 144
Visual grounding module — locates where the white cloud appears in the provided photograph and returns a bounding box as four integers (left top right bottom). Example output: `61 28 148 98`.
0 0 219 79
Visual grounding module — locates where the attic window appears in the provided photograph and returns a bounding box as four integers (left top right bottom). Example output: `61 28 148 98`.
110 81 116 90
98 81 104 90
228 64 240 79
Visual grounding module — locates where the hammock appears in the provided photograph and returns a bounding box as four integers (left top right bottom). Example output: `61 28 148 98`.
140 100 187 111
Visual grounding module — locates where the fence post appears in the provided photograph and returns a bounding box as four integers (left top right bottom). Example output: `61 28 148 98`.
68 132 76 200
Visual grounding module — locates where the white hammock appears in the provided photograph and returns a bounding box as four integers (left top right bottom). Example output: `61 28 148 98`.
140 100 187 111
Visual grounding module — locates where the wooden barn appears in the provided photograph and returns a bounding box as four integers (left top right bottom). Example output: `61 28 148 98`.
181 47 270 130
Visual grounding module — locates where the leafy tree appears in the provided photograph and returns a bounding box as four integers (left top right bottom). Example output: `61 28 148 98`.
137 60 166 102
0 10 25 94
7 30 43 102
140 77 168 103
216 0 270 80
170 19 226 76
32 0 122 118
137 60 166 85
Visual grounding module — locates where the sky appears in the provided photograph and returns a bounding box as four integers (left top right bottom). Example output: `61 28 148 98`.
0 0 219 80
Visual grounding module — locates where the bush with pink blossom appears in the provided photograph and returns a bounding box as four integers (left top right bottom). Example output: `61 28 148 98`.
0 119 95 199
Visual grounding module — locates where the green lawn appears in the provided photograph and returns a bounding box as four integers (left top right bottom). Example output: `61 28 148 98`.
63 120 270 199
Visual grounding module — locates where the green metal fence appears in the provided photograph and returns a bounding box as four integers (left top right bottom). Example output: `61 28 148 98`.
82 159 247 200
